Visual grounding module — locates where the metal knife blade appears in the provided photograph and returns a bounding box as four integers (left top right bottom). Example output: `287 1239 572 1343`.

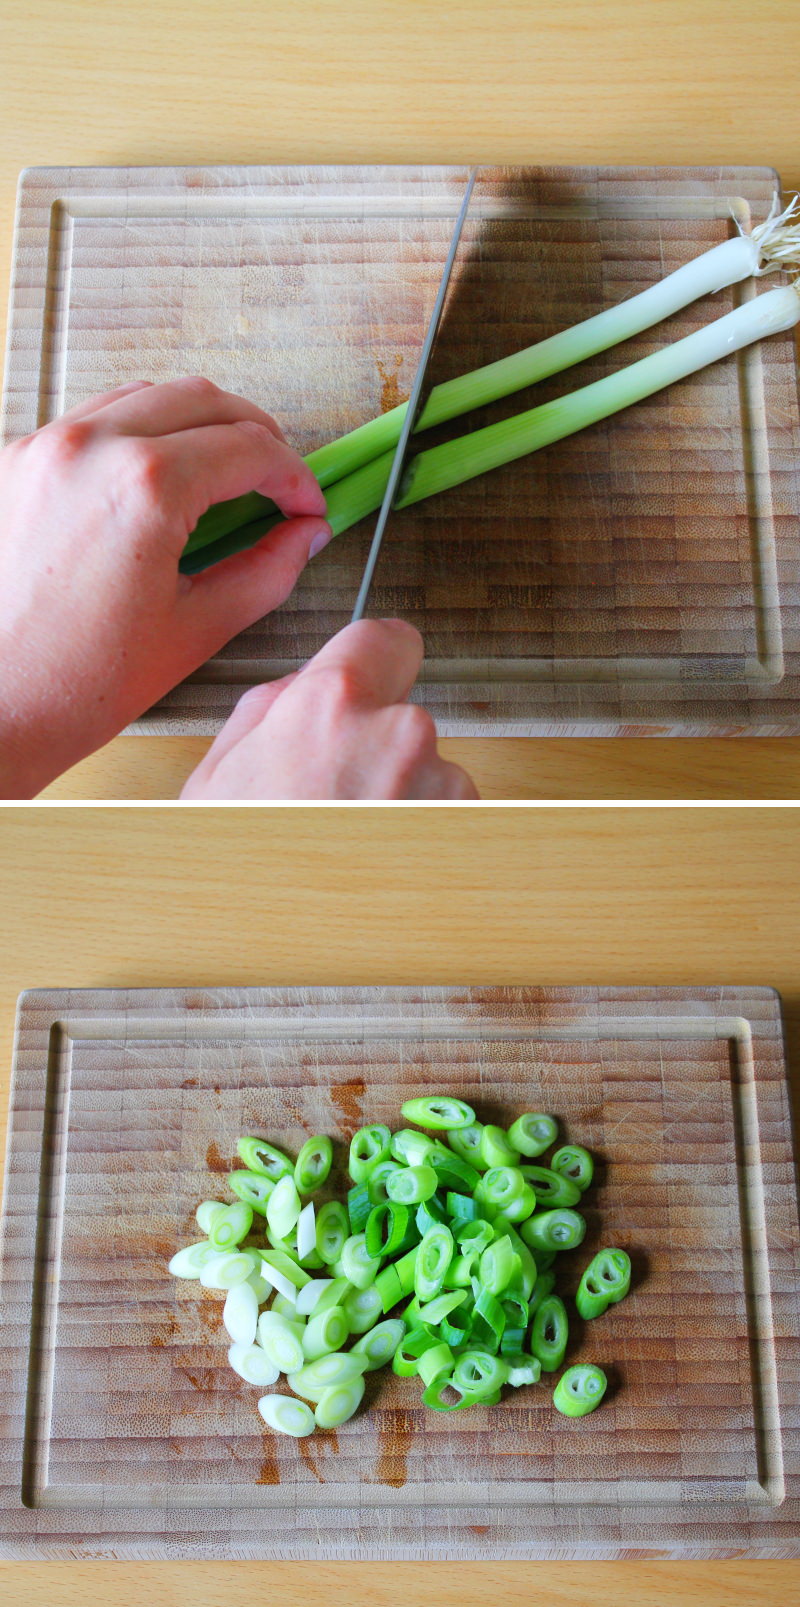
350 167 477 623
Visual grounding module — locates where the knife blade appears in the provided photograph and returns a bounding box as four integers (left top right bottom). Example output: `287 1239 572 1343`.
350 167 478 623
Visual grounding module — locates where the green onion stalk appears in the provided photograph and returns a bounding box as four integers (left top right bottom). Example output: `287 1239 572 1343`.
182 280 800 575
180 198 800 571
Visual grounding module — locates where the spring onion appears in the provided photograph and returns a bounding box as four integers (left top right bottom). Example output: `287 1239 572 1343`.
199 1250 257 1290
576 1248 632 1320
417 1342 455 1387
506 1356 542 1388
390 1129 436 1167
296 1278 334 1316
296 1200 317 1263
266 1175 302 1240
258 1311 306 1372
313 1276 353 1314
316 1200 349 1264
519 1165 582 1209
521 1208 587 1254
288 1352 370 1401
351 1317 406 1370
294 1135 333 1194
258 1394 315 1437
365 1200 411 1259
223 1281 259 1345
342 1283 384 1334
366 1158 401 1206
227 1168 275 1214
416 1194 448 1235
507 1113 559 1157
479 1235 521 1296
302 1304 349 1360
401 1096 476 1131
260 1249 310 1300
415 1224 454 1301
228 1341 281 1386
553 1363 608 1417
528 1267 557 1317
452 1350 509 1398
349 1124 392 1183
386 1163 438 1205
550 1144 594 1193
531 1294 569 1373
446 1123 486 1167
184 196 800 566
314 1377 366 1428
208 1201 253 1251
168 1240 221 1278
237 1136 293 1182
195 1199 227 1234
341 1233 379 1289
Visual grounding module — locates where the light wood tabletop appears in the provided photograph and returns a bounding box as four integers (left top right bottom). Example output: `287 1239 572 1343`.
2 0 800 799
0 804 799 1601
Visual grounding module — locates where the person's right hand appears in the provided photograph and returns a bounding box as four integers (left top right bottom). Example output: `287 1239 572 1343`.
181 619 480 801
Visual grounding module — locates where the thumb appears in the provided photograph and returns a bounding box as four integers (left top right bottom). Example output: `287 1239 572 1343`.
178 515 333 648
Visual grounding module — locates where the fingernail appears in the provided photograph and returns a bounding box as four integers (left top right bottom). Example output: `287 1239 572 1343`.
309 524 333 559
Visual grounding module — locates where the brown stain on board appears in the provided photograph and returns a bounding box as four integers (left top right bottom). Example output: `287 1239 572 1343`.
296 1428 340 1483
376 355 406 413
205 1141 230 1174
331 1078 366 1136
151 1311 179 1349
298 1438 325 1483
257 1435 281 1486
376 1408 414 1488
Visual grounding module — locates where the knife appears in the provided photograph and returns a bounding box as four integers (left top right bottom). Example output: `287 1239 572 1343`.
350 167 478 623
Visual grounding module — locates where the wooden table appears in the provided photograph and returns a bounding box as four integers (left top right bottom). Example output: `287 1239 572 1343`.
0 804 799 1601
2 1 800 798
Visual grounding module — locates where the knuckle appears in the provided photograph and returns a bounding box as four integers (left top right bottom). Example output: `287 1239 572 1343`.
319 663 371 715
119 437 167 500
33 419 92 468
394 701 437 754
179 374 221 402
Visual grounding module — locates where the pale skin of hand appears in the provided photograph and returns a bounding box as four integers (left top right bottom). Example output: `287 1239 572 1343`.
181 619 479 801
0 376 479 801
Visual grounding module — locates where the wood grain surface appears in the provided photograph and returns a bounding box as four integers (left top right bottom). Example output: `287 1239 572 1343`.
2 1 800 795
0 806 799 1598
3 984 795 1558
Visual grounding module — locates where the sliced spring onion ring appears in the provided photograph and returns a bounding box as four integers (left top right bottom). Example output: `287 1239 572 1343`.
479 1235 521 1296
445 1122 486 1166
266 1175 302 1240
401 1096 476 1131
518 1164 581 1209
480 1126 520 1168
302 1304 349 1360
195 1200 227 1234
260 1249 310 1301
553 1362 608 1417
237 1136 293 1182
452 1349 509 1397
415 1288 469 1327
227 1168 275 1214
168 1240 220 1278
550 1143 594 1192
314 1376 366 1428
294 1134 333 1193
352 1317 407 1370
313 1276 353 1314
316 1200 349 1263
530 1294 569 1373
365 1201 411 1259
417 1342 455 1387
507 1112 559 1158
288 1352 370 1402
227 1341 281 1386
296 1200 317 1262
258 1394 315 1437
386 1163 438 1205
200 1250 258 1290
414 1224 454 1302
416 1195 448 1235
209 1201 254 1251
257 1312 306 1373
296 1278 335 1317
390 1129 436 1167
349 1124 392 1184
341 1233 379 1289
506 1356 542 1388
521 1208 586 1254
223 1280 259 1345
342 1283 384 1334
392 1328 438 1377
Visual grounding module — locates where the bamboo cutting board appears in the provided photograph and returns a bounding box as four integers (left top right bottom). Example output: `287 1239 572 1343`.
0 984 798 1560
3 164 800 737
